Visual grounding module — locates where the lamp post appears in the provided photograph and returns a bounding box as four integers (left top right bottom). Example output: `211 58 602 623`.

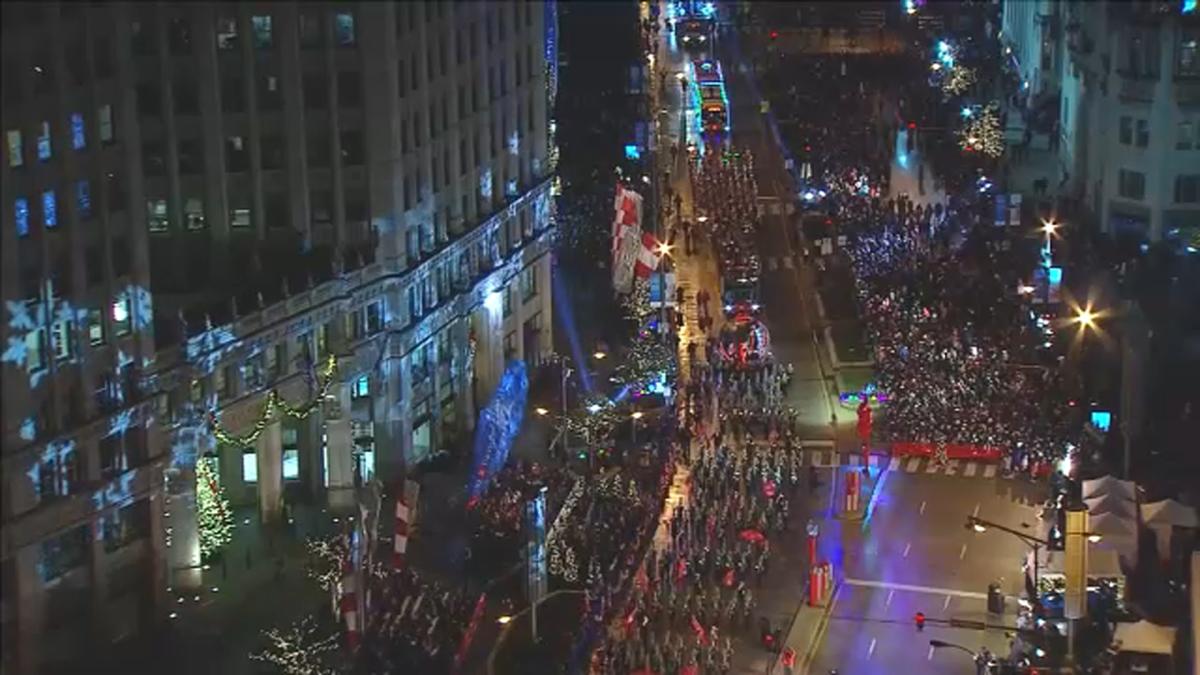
967 515 1103 608
561 365 573 454
1040 219 1059 267
657 241 673 333
631 411 644 445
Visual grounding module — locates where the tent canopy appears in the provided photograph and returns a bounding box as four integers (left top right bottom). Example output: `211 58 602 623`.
1140 499 1198 528
1081 475 1136 501
1113 620 1176 656
1085 493 1137 519
1090 512 1136 535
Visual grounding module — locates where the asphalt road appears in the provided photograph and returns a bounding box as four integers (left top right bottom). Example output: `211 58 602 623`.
810 469 1048 675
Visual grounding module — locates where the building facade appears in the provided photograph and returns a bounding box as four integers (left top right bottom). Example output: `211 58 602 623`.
1003 0 1200 246
0 2 558 673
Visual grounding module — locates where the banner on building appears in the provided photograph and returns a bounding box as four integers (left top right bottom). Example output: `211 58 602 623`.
612 185 644 293
634 232 664 279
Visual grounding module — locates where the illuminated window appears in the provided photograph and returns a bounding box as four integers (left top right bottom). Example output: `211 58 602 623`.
147 199 169 232
70 112 86 150
335 12 356 46
51 318 72 360
76 180 92 219
88 309 105 346
15 197 30 237
230 207 252 228
352 420 375 481
98 104 114 144
282 448 299 480
112 296 131 336
25 324 47 372
215 16 238 50
242 449 258 483
252 15 272 48
6 129 22 167
316 322 330 357
184 197 205 230
42 190 57 228
352 374 370 399
37 121 51 161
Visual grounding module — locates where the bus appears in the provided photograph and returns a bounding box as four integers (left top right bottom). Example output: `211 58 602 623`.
722 274 761 317
674 1 717 50
690 60 730 137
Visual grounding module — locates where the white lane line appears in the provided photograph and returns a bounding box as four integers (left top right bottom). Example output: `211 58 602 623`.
886 589 895 608
903 542 911 558
783 256 795 269
925 459 941 474
945 460 960 476
984 465 997 478
919 500 927 515
867 637 877 658
959 543 968 560
943 595 952 610
972 503 981 518
888 457 902 471
906 457 921 473
843 578 988 599
928 645 936 660
964 462 978 477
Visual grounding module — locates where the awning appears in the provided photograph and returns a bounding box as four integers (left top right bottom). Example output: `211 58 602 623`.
1113 620 1176 656
1140 499 1198 528
1085 493 1137 519
1081 475 1137 501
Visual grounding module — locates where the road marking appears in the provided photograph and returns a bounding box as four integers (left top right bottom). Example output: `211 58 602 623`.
972 503 981 518
783 256 794 269
906 458 921 473
945 460 959 476
984 465 997 478
844 578 988 599
849 454 861 466
943 595 953 610
867 637 877 658
925 459 941 474
928 645 936 660
903 542 911 558
886 589 895 608
964 462 978 477
919 500 926 515
959 543 968 560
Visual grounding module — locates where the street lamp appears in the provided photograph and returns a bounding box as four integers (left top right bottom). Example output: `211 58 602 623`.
631 410 644 445
593 351 607 360
966 515 1045 603
928 640 975 658
535 407 549 416
1041 219 1060 266
656 241 674 330
1074 308 1095 330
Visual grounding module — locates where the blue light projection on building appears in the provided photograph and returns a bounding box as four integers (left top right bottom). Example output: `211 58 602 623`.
467 360 529 506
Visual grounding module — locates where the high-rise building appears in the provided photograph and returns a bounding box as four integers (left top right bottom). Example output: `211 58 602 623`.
1002 0 1199 246
0 2 558 673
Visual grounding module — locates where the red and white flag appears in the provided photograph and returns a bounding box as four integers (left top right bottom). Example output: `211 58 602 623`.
634 232 664 278
393 497 410 569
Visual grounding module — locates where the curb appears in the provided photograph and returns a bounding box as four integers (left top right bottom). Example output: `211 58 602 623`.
798 581 841 675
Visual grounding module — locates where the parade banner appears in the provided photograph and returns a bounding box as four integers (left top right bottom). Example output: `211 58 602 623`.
613 224 643 293
612 186 644 292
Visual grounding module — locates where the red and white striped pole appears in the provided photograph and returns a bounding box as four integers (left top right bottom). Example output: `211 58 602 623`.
393 497 410 570
340 558 360 649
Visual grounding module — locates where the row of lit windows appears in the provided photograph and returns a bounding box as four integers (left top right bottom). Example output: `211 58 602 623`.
5 105 115 169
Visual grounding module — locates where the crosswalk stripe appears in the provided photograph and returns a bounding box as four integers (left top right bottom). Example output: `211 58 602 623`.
963 462 978 477
849 454 861 466
983 465 997 479
945 460 959 476
905 457 921 473
925 460 941 474
888 457 902 471
783 256 794 269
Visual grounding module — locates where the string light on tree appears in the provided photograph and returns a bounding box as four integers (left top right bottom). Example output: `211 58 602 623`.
941 64 976 98
251 616 338 675
622 278 653 324
958 103 1004 157
195 456 233 560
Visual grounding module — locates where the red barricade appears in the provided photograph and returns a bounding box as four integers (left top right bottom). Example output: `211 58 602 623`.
890 442 1003 461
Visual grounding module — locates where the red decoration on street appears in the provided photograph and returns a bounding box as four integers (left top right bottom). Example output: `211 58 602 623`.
339 557 360 649
856 399 873 444
393 497 410 569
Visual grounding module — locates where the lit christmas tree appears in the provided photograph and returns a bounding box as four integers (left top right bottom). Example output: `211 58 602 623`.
196 456 234 561
622 278 653 324
958 103 1005 158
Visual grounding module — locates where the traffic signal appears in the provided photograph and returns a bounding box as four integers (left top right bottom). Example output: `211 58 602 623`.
908 121 917 130
769 30 779 40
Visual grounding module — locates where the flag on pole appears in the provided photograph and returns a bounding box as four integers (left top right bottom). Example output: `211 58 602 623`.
634 231 664 278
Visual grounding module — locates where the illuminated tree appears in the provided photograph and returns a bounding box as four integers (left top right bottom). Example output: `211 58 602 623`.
622 278 653 324
251 617 338 675
958 103 1005 158
941 64 976 98
195 456 234 561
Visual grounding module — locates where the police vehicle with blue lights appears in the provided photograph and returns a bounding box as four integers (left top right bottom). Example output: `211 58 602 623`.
673 1 717 51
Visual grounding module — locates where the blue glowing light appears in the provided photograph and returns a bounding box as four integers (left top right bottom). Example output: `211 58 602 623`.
467 360 529 504
700 2 716 18
71 113 86 150
624 144 641 161
42 190 57 228
1090 411 1112 432
1047 267 1063 285
1184 0 1197 14
14 198 30 237
961 107 973 118
20 417 36 441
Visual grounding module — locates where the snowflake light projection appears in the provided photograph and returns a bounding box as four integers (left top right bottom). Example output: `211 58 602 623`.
507 131 520 156
479 168 493 202
26 440 76 500
466 360 529 506
19 417 36 441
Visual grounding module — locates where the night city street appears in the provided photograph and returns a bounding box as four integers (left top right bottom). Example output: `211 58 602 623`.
1 2 1198 675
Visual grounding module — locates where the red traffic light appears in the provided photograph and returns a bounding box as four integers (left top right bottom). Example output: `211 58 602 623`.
907 121 917 129
769 30 779 40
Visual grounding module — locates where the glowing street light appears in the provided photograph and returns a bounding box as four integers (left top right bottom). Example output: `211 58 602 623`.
586 403 602 414
697 215 709 223
497 615 513 625
630 411 645 420
535 407 550 416
1075 308 1096 329
593 351 607 360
